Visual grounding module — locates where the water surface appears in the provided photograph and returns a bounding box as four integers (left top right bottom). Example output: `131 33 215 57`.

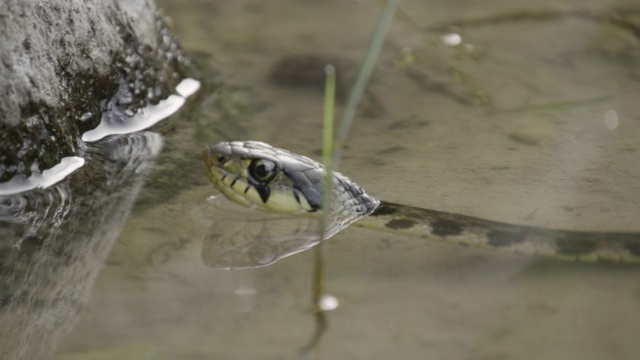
54 1 640 359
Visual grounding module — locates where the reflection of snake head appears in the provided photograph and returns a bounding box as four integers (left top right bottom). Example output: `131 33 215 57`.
203 141 379 217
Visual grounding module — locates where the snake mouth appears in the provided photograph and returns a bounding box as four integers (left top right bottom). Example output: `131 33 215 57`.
201 148 224 186
202 148 256 208
202 147 228 173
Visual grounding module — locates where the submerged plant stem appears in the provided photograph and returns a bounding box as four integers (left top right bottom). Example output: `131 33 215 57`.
301 65 335 355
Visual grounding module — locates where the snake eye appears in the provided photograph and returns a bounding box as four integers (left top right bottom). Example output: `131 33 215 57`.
248 159 277 183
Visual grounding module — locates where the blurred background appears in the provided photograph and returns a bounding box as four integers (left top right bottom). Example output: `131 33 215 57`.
3 0 638 359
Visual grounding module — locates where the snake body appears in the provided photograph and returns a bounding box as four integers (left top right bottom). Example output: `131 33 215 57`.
204 141 640 264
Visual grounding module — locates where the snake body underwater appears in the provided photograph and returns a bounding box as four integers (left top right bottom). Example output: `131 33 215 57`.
203 141 640 264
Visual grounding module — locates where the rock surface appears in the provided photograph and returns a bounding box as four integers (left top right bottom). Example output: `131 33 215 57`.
0 1 195 358
0 0 190 182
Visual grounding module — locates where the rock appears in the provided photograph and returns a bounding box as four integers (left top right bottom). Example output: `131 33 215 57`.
0 1 196 358
0 0 190 182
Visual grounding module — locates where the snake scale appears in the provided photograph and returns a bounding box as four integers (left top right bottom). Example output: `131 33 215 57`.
203 141 640 264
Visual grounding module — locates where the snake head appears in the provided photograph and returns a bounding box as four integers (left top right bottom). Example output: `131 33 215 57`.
203 141 323 213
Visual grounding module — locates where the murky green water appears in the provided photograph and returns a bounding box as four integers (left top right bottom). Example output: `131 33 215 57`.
53 1 640 359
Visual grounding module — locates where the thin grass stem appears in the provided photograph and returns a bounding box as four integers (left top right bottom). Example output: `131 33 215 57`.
332 0 398 170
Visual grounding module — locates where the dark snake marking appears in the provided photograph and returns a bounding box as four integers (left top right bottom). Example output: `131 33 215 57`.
555 237 597 256
385 219 417 230
486 230 527 247
431 219 463 237
624 242 640 257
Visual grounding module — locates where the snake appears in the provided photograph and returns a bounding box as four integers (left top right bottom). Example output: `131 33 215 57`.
203 141 640 264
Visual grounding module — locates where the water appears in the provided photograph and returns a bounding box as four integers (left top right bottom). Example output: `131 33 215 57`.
0 132 163 359
2 0 638 359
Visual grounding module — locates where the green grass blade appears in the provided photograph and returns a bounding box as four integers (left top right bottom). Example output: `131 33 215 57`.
333 0 398 169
